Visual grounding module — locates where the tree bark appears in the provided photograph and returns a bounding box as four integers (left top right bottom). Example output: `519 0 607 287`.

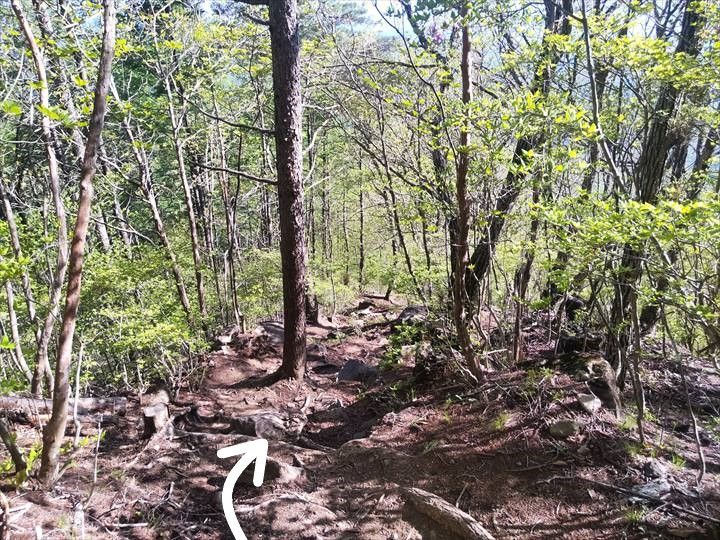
451 4 480 378
4 282 32 382
0 180 40 343
38 0 116 486
110 79 195 326
163 77 209 331
269 0 307 380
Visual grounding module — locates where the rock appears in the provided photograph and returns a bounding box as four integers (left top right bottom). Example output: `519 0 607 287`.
307 343 328 361
236 459 303 485
142 403 169 438
215 334 232 346
336 359 378 385
630 478 671 501
578 356 622 417
577 393 602 414
255 414 287 440
548 420 582 439
642 458 668 479
400 345 416 365
393 306 428 328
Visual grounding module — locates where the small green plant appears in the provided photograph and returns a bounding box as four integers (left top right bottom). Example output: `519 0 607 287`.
421 439 440 455
670 453 686 468
623 441 644 457
442 401 452 424
624 506 647 523
619 416 637 431
491 411 511 431
380 323 424 370
523 367 554 396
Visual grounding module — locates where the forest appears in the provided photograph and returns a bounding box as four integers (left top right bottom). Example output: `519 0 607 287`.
0 0 719 537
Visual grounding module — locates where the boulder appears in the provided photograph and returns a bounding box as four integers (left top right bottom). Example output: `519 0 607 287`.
577 393 602 415
392 306 428 328
642 458 668 479
548 419 582 439
336 359 378 385
630 478 671 501
236 459 303 486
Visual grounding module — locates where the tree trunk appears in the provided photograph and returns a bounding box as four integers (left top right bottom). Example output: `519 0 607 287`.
38 0 115 486
11 0 70 398
466 0 572 300
163 78 209 331
606 2 703 377
4 282 32 382
451 5 480 378
0 179 40 344
358 172 365 291
110 79 195 326
269 0 307 380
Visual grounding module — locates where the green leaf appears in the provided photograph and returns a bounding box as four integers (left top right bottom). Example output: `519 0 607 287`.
0 335 15 350
1 101 22 116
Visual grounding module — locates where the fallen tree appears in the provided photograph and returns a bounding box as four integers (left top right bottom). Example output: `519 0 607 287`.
0 396 127 416
402 487 495 540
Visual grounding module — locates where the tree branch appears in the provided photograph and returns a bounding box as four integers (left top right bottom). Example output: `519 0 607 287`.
197 164 277 185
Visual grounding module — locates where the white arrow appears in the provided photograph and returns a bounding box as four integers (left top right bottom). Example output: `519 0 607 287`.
217 438 269 540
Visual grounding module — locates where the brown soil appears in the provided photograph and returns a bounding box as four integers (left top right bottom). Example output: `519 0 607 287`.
2 300 719 539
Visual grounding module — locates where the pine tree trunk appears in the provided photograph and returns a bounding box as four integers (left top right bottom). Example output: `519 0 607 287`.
270 0 307 380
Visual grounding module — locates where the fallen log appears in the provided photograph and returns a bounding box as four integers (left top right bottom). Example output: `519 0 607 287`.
402 487 495 540
0 396 127 416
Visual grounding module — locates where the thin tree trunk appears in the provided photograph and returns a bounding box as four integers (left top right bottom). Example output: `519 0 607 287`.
112 189 134 248
358 172 365 291
4 282 32 382
452 4 479 378
213 103 244 329
163 78 208 330
0 179 40 343
11 0 69 398
466 0 572 300
38 0 115 486
110 81 195 326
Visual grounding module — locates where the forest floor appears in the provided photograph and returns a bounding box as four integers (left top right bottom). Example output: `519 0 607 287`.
2 298 720 539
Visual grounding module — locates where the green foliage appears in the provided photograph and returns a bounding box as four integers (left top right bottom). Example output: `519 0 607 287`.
380 323 425 370
491 411 511 431
236 248 283 323
80 245 207 388
624 506 647 524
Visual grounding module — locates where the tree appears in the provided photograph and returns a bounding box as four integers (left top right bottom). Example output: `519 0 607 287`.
38 0 116 486
268 0 307 380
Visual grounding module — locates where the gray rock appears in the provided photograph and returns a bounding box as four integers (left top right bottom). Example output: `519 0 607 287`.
237 459 303 485
630 478 671 501
548 420 583 439
642 458 668 479
393 306 428 327
307 343 328 361
336 359 378 385
577 393 602 414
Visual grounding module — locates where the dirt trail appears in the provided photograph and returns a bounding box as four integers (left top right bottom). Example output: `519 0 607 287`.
3 300 720 539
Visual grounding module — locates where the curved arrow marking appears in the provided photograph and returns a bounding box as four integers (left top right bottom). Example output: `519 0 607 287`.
217 439 269 540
